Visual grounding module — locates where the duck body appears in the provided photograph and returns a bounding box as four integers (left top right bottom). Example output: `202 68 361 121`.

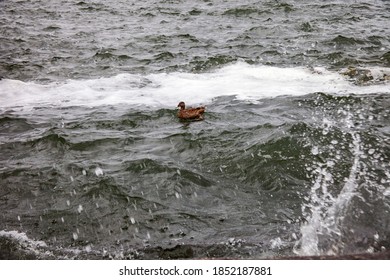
177 101 205 121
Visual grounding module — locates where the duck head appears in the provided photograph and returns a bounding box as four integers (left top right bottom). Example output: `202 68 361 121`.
177 101 185 110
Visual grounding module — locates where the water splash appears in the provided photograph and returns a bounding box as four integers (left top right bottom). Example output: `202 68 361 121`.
294 110 364 256
95 167 104 176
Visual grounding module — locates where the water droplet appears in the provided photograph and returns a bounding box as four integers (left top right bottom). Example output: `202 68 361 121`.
367 246 375 253
66 200 70 206
176 169 181 176
368 148 375 155
78 204 83 213
61 217 65 223
326 160 335 167
292 233 297 240
17 215 21 221
70 176 74 182
324 172 332 181
130 217 135 224
270 237 283 250
95 167 104 176
73 233 78 240
82 169 87 176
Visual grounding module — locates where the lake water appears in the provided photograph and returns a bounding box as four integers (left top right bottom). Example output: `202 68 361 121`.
1 0 390 259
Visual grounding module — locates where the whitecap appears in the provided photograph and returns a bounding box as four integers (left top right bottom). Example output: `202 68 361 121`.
1 63 389 110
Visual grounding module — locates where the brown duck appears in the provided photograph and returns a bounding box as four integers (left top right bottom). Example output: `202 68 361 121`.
177 101 205 121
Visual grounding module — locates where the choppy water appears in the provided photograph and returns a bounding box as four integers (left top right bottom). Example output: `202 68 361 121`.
1 0 390 259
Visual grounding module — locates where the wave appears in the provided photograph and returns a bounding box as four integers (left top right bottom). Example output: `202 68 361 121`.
0 63 389 110
0 115 34 134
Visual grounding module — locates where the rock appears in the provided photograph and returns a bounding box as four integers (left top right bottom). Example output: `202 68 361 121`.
158 245 194 259
340 66 373 84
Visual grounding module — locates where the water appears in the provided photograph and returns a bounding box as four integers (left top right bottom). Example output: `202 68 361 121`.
1 0 390 259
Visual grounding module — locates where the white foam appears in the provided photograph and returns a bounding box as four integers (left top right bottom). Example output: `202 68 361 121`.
1 62 389 110
94 167 104 176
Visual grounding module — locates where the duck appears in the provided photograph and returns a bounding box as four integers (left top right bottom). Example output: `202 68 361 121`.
177 101 205 121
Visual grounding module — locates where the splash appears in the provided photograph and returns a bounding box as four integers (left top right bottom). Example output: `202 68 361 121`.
294 110 364 256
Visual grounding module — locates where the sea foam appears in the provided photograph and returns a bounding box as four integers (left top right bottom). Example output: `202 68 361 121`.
1 62 389 110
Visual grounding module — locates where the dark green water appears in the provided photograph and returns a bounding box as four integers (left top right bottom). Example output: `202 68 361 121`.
0 0 390 259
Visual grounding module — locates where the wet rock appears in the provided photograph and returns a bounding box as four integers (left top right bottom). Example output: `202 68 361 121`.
340 66 390 85
0 236 37 260
155 245 194 259
340 66 373 84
